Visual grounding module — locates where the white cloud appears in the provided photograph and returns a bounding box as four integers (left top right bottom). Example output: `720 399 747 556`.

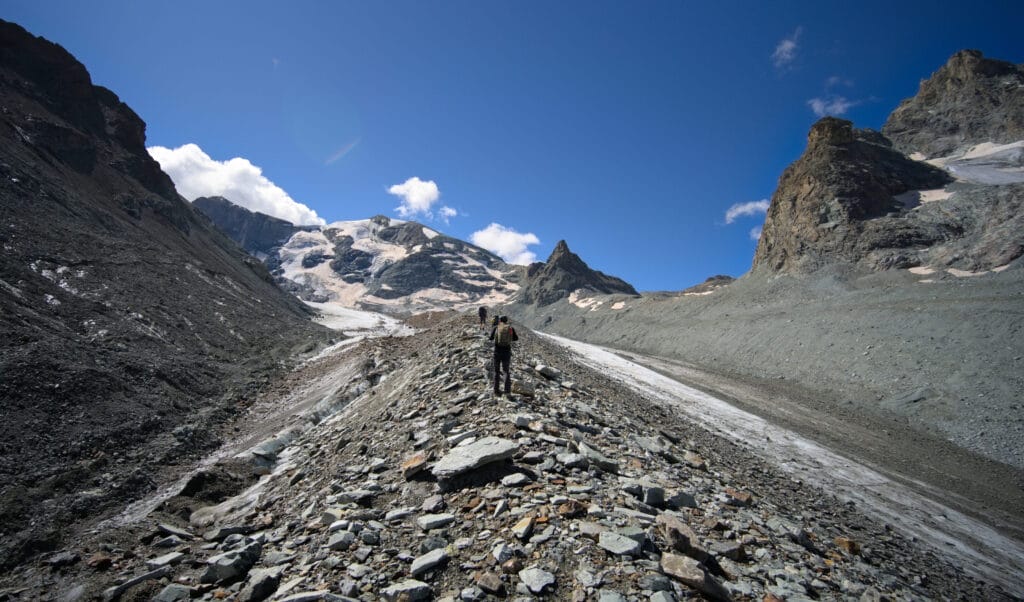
470 223 540 265
771 27 802 69
808 96 858 117
725 199 770 224
439 206 458 224
148 143 324 225
749 225 763 241
388 177 441 218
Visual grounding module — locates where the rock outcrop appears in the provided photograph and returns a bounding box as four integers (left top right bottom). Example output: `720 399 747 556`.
753 117 952 272
0 19 327 569
883 50 1024 158
192 196 309 257
519 240 638 306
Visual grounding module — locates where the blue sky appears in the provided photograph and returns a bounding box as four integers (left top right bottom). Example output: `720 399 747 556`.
5 1 1023 290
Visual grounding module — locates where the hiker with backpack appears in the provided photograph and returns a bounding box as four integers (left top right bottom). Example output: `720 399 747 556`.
489 315 519 397
478 306 488 330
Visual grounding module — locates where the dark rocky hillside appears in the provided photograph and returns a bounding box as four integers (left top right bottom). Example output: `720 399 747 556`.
884 50 1024 158
519 240 638 306
0 20 328 569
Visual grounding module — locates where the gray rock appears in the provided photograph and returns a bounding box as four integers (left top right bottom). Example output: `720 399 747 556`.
579 442 619 474
461 585 486 601
598 531 641 556
157 523 197 540
518 567 556 594
382 579 432 601
501 472 531 486
638 573 673 592
327 531 356 551
145 551 185 569
101 566 172 601
422 494 446 513
420 536 448 554
153 584 191 602
599 591 627 602
649 592 676 602
238 566 284 602
203 525 251 541
535 365 562 380
201 542 261 584
417 513 456 530
431 436 518 479
411 548 449 577
556 452 589 469
661 553 731 602
277 593 350 602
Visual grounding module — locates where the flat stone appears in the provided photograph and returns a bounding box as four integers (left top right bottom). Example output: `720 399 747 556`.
501 473 531 487
402 451 430 479
278 592 349 602
385 508 415 522
579 442 619 474
336 489 377 505
417 513 456 531
201 542 261 584
661 553 731 602
598 531 641 556
598 592 627 602
382 579 432 601
157 523 196 540
422 494 446 513
203 525 251 541
145 552 185 569
327 531 356 551
667 491 697 509
153 584 191 602
492 542 514 563
238 566 284 602
556 452 589 469
650 592 675 602
511 516 535 540
475 571 505 594
411 548 449 577
102 566 171 601
518 567 556 594
431 436 518 479
683 451 706 470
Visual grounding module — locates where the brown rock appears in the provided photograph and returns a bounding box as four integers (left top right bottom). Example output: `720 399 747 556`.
724 488 754 507
401 451 430 479
683 451 706 470
656 513 708 561
834 536 861 555
501 558 523 574
557 500 587 518
661 553 731 602
86 553 113 571
474 571 505 595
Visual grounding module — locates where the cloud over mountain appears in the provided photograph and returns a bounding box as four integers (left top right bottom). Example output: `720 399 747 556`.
470 223 540 265
148 143 325 225
388 177 442 218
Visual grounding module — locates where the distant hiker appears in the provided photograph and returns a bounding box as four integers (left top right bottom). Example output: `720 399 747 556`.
491 315 499 328
489 315 519 397
478 306 488 329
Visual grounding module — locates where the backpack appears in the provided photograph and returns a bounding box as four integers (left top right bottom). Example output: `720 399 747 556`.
495 323 513 347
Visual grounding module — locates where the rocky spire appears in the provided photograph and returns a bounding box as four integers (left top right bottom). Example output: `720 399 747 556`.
883 50 1024 158
520 240 637 306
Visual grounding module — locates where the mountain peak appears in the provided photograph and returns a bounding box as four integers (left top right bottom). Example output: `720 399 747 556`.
883 49 1024 158
520 240 637 306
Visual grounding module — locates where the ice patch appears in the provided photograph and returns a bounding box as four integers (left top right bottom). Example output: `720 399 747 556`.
307 301 413 337
928 140 1024 185
947 268 986 278
895 188 953 207
611 301 626 310
908 266 936 276
423 227 439 239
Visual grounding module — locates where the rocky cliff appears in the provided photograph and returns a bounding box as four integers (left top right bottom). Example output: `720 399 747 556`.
0 19 327 568
883 50 1024 159
519 240 638 306
192 196 308 257
752 117 953 272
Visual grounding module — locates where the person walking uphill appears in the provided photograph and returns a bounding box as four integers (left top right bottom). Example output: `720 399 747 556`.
478 306 488 330
489 316 518 397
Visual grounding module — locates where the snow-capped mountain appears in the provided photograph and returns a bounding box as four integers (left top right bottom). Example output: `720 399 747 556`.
194 209 526 314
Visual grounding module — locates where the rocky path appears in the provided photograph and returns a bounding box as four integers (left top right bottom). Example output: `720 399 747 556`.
2 315 1014 601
